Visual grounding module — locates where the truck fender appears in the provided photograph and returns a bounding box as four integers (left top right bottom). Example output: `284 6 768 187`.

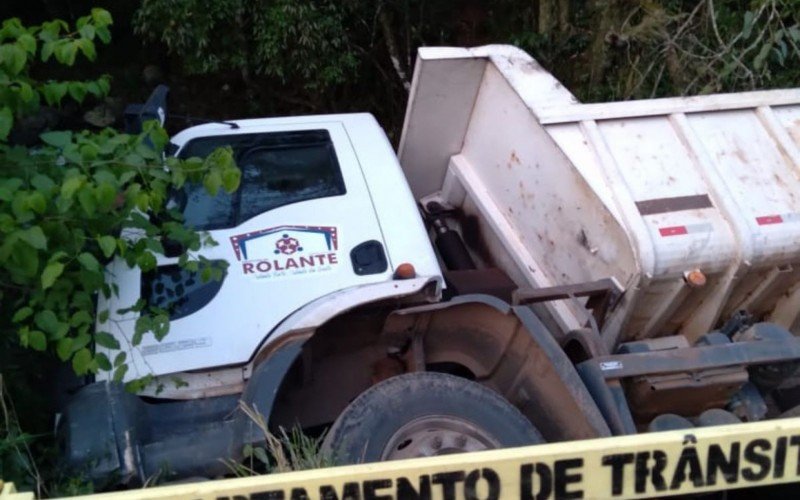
250 276 439 363
387 294 614 441
238 277 439 430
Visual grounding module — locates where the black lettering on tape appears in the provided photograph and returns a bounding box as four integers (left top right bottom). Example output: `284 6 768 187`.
706 442 740 486
251 491 286 500
464 468 500 500
431 471 466 500
742 439 772 482
363 479 392 500
601 453 634 496
774 437 787 479
634 451 667 494
669 445 704 490
791 436 800 476
520 463 552 500
320 482 361 500
397 476 432 500
554 458 583 499
290 488 309 500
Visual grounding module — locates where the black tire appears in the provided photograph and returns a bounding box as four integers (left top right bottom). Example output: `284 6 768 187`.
322 372 544 464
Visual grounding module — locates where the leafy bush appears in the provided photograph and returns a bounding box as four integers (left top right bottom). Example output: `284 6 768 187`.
0 10 239 382
134 0 358 91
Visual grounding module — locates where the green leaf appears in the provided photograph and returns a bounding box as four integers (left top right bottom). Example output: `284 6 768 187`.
77 251 100 271
27 191 46 214
114 351 127 367
152 314 170 341
77 187 96 216
95 352 112 371
78 24 96 41
0 106 12 141
40 40 54 62
11 192 32 222
41 261 64 289
54 40 77 66
40 130 72 148
98 309 110 323
60 175 83 200
29 330 47 351
77 38 96 61
12 307 33 323
132 315 151 346
19 226 47 250
96 75 111 95
68 81 87 103
41 82 68 106
70 310 93 327
754 42 773 70
12 242 39 276
72 347 92 375
222 168 241 193
38 20 64 42
136 251 157 272
71 332 91 352
96 26 111 44
742 11 755 40
113 364 128 382
34 310 59 334
31 174 56 192
16 33 36 54
16 81 35 104
203 171 222 196
91 8 113 27
97 235 116 258
0 177 21 201
95 182 116 211
56 337 73 361
95 331 120 350
0 43 27 75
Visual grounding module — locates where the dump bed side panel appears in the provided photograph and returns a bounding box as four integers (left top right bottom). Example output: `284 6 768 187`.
399 44 800 345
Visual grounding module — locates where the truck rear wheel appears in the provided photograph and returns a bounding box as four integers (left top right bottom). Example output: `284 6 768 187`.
322 372 543 463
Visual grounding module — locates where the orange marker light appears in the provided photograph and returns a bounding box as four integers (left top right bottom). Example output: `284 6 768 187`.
394 263 416 280
684 268 707 288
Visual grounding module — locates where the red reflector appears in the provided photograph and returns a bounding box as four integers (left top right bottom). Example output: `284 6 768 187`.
659 226 688 237
756 215 783 225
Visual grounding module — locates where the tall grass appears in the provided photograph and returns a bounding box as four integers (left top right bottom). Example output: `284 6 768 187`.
0 374 42 498
223 401 334 476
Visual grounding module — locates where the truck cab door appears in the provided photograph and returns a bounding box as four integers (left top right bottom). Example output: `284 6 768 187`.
112 121 391 379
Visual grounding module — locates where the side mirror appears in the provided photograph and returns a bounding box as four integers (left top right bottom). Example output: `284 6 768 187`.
124 85 169 134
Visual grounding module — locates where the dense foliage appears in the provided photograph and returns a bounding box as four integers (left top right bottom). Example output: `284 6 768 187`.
0 10 238 379
0 9 240 494
129 0 800 134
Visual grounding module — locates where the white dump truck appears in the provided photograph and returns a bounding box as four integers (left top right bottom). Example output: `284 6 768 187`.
62 45 800 484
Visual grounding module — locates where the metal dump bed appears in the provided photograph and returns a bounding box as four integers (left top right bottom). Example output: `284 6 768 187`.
399 45 800 348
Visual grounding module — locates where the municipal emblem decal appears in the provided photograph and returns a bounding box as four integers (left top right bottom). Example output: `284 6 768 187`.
230 225 339 279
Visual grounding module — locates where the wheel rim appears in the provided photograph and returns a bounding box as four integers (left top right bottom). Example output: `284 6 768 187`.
381 415 501 460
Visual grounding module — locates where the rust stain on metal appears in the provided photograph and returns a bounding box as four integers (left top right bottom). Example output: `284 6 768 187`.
734 147 748 163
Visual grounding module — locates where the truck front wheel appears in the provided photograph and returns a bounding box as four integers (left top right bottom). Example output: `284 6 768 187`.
322 372 543 463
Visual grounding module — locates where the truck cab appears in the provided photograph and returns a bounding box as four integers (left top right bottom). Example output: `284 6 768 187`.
98 114 442 387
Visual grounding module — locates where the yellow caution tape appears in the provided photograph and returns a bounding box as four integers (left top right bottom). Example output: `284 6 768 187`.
9 418 800 499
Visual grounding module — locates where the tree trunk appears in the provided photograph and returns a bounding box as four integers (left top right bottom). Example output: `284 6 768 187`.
588 0 623 89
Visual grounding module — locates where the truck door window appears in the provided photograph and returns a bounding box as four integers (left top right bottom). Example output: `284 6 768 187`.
176 130 346 230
